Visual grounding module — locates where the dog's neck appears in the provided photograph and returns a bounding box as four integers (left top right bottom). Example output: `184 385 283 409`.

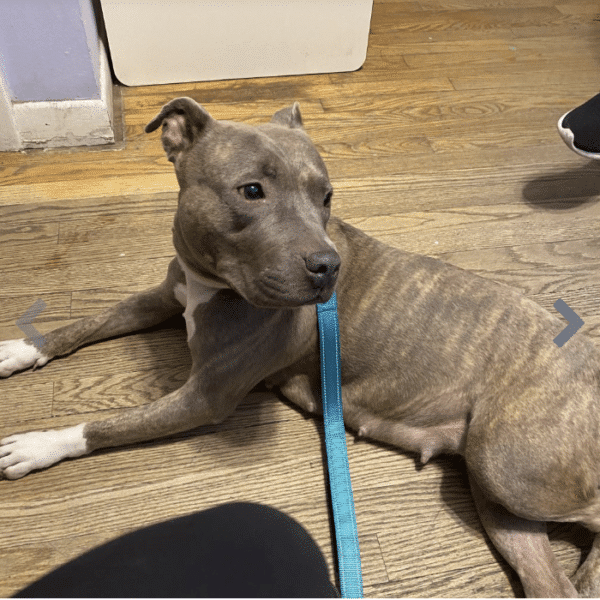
176 255 228 294
175 255 228 342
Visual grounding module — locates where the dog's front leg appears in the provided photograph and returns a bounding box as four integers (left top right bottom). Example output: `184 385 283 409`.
0 370 239 480
0 259 184 378
469 476 577 597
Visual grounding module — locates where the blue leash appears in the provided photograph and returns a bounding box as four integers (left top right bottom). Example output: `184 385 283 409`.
317 292 363 598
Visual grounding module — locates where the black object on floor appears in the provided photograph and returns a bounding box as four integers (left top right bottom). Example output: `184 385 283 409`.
558 92 600 158
14 502 339 598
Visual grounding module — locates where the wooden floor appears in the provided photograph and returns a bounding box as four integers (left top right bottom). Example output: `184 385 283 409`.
1 0 600 596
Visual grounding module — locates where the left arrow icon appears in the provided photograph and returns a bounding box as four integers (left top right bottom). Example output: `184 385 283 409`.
16 299 47 350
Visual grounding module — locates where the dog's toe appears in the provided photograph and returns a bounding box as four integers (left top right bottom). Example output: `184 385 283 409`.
0 437 35 479
1 460 34 480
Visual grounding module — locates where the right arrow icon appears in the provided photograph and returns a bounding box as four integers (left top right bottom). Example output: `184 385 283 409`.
553 299 584 347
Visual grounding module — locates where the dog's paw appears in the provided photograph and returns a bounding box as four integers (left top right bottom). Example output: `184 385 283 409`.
0 339 49 377
0 424 88 479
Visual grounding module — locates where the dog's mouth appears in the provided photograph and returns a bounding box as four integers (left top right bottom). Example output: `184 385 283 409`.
237 274 336 309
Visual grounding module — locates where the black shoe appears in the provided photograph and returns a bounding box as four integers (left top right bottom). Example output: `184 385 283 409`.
558 92 600 159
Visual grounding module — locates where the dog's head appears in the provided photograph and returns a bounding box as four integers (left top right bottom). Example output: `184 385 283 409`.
146 97 339 308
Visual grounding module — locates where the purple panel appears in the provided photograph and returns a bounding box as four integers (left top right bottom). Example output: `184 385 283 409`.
0 0 100 102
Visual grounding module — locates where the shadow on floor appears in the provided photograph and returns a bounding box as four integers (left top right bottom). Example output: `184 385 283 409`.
523 161 600 210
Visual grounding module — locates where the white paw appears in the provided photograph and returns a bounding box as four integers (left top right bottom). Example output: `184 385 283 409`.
0 339 49 377
0 424 88 479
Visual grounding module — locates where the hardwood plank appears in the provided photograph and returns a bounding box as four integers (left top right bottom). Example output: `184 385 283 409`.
0 192 177 225
319 89 576 128
2 379 54 427
1 255 172 295
419 0 570 8
452 71 599 91
371 6 572 35
555 1 600 16
368 32 596 54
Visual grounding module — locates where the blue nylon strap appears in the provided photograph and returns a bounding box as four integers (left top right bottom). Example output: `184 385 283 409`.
317 292 363 598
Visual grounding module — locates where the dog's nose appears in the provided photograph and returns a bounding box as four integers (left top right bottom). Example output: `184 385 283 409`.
305 250 341 286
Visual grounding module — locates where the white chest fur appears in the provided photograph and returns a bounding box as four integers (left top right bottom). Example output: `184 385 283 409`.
175 256 226 341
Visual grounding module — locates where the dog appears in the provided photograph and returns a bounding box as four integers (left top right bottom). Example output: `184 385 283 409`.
1 97 600 597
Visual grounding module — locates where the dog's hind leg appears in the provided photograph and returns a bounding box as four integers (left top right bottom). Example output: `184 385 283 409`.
572 534 600 597
469 476 577 597
563 500 600 597
0 258 185 378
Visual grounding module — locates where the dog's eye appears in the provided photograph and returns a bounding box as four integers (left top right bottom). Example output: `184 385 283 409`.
324 191 333 208
241 184 264 201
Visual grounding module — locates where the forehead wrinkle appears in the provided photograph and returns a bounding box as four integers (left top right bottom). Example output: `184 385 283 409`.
232 129 288 170
299 163 329 188
211 124 328 191
262 162 278 179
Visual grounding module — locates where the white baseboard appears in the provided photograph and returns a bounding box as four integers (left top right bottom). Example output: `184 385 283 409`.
10 39 114 150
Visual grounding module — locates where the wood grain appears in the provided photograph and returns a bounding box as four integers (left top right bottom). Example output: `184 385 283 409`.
1 0 600 596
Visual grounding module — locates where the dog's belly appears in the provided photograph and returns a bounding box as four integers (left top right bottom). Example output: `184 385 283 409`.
271 367 469 464
347 405 468 464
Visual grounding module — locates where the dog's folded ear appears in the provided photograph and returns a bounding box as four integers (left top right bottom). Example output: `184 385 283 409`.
145 97 214 163
270 102 303 130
